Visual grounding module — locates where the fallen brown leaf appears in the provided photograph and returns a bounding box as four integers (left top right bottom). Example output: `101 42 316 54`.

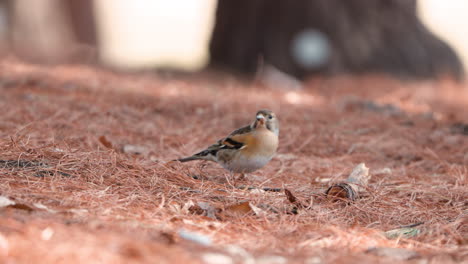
224 201 253 217
284 189 305 208
98 135 113 149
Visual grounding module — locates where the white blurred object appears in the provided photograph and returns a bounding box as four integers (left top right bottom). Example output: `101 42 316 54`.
291 29 330 69
41 227 54 241
178 229 212 246
260 65 303 90
202 253 233 264
0 233 8 256
0 196 15 208
418 0 468 71
94 0 217 70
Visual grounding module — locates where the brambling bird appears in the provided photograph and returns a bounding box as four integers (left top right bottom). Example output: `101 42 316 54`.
177 110 279 179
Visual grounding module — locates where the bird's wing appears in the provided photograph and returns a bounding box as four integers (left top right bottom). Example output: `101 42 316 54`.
177 125 253 162
200 125 253 155
221 124 253 148
227 125 253 137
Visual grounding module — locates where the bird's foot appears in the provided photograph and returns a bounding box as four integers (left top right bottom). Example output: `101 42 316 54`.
236 173 246 181
224 172 235 188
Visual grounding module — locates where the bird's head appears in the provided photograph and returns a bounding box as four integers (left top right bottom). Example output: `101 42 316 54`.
253 109 279 136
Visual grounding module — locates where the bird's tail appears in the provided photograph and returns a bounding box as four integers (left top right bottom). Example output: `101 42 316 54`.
175 149 217 163
176 156 202 162
174 144 220 163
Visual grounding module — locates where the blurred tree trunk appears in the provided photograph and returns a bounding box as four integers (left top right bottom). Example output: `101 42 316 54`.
209 0 464 80
65 0 97 46
0 0 10 56
2 0 96 64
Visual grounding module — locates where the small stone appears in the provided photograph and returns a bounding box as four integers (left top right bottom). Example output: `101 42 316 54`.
366 247 420 260
202 253 233 264
256 255 287 264
224 245 254 264
122 144 147 155
305 256 322 264
373 168 392 175
0 233 9 256
178 229 212 246
0 196 15 208
41 227 54 241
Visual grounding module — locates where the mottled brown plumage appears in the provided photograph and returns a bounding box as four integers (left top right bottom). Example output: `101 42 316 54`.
177 110 279 174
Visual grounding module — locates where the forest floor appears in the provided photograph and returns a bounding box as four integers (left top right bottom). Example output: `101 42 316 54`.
0 59 466 264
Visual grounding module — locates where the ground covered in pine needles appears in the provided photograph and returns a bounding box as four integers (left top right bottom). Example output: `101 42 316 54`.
0 60 466 263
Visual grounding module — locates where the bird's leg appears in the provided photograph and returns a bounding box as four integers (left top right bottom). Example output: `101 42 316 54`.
231 173 246 189
236 173 246 181
225 171 235 187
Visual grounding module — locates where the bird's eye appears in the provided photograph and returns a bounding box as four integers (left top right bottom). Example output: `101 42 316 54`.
268 115 273 120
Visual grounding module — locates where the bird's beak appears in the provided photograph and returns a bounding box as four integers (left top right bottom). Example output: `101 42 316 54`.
256 114 265 125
